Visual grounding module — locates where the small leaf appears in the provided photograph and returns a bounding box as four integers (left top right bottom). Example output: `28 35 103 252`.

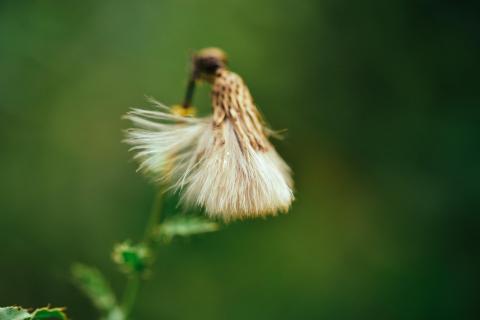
71 264 117 312
31 307 67 320
101 307 124 320
112 241 150 274
0 306 31 320
156 215 220 241
0 307 68 320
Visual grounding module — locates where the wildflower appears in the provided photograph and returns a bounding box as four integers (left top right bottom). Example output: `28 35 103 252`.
125 48 294 220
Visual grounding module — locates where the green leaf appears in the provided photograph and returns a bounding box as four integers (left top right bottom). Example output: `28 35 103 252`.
156 215 220 241
71 264 117 312
0 307 31 320
101 307 124 320
0 307 68 320
31 308 67 320
112 241 150 274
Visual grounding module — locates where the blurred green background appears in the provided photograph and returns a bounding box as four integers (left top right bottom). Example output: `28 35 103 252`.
1 0 479 319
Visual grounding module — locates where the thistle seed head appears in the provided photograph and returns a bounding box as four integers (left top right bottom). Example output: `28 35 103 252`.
125 49 294 221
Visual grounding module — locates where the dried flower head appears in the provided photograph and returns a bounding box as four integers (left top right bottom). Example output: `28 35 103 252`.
125 48 294 221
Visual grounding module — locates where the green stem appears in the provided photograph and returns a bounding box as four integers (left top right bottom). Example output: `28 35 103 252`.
144 190 164 244
121 189 164 319
121 274 140 318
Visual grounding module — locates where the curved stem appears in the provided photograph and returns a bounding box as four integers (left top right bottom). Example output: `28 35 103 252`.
121 189 164 319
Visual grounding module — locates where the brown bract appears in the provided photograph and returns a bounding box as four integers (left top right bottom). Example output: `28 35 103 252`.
211 68 269 152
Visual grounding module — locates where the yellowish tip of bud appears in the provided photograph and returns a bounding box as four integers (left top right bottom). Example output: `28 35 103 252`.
170 105 196 117
196 47 228 64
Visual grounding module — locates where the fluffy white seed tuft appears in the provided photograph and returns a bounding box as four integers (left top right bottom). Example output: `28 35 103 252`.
124 99 294 221
125 66 294 220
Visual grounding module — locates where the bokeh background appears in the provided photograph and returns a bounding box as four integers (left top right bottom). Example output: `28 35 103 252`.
1 0 479 319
